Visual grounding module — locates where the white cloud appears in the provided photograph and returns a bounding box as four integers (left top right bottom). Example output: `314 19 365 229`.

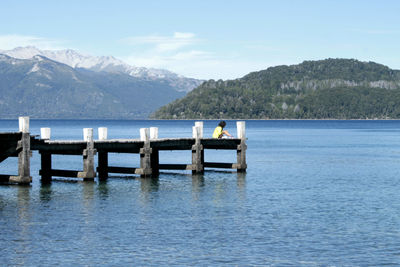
122 32 280 79
123 32 198 52
0 34 65 50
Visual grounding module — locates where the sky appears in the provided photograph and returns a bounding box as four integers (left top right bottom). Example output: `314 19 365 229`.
0 0 399 80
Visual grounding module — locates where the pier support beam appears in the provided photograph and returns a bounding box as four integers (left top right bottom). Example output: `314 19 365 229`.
236 121 247 172
78 128 97 181
192 125 204 174
10 117 32 184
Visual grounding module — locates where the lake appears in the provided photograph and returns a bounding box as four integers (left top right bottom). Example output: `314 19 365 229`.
1 119 400 266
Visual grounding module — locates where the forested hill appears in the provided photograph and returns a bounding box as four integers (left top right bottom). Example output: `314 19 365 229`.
153 59 400 119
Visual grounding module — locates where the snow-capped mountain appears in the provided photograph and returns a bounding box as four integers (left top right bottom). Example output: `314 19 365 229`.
0 53 186 119
0 46 203 92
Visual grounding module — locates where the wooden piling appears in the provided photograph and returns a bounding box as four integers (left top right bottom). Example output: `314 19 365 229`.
191 125 204 174
236 121 247 172
97 127 108 180
9 117 32 184
150 127 159 177
40 128 51 140
98 127 107 140
40 152 52 183
78 128 97 180
139 128 152 177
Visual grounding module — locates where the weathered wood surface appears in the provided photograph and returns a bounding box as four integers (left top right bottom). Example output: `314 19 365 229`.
3 130 246 182
31 137 241 153
0 133 22 163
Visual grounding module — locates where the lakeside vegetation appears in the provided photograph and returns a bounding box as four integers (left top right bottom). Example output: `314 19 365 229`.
153 59 400 119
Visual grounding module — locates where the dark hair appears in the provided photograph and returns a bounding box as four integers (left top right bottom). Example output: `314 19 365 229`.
218 121 226 128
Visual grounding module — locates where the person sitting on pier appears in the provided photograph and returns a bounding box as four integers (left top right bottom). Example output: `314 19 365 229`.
213 121 233 138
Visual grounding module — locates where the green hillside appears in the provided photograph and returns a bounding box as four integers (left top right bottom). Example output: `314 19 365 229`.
153 59 400 119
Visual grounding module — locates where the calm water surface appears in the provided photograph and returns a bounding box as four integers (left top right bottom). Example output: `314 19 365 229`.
1 120 400 266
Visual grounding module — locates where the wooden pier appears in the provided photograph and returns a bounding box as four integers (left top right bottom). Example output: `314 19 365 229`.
1 117 247 184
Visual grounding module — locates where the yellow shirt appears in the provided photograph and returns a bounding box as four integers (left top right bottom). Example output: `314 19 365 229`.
213 126 223 138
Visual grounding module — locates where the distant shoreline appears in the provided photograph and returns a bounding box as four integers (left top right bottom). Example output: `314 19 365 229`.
1 118 400 121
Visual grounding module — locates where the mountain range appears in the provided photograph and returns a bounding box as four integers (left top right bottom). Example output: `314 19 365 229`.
153 59 400 119
0 46 202 93
0 47 203 119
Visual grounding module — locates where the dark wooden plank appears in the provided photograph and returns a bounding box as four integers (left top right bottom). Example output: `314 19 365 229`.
0 174 11 183
39 169 80 178
159 164 192 170
201 138 241 150
95 142 143 153
204 162 236 169
0 145 22 163
150 139 195 150
107 166 138 174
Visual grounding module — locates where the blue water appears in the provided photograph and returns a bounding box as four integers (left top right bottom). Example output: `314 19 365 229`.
1 120 400 266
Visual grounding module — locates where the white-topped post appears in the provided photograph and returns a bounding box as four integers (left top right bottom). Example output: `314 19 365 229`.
236 121 246 140
83 128 94 142
140 128 149 141
194 121 203 138
150 127 158 140
10 117 32 184
98 127 108 140
19 116 29 133
236 121 247 172
192 126 200 139
97 127 108 180
192 126 204 174
78 128 96 180
139 128 152 177
40 128 51 140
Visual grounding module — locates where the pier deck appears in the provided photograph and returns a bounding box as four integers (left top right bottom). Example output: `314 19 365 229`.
1 118 247 184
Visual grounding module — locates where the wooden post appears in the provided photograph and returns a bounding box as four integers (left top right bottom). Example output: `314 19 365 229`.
98 151 108 180
97 127 108 180
39 127 51 182
78 128 96 180
10 117 32 184
192 126 204 174
149 127 159 177
139 128 152 178
236 121 247 172
40 128 51 140
150 127 158 140
195 121 203 139
40 152 52 183
98 127 108 140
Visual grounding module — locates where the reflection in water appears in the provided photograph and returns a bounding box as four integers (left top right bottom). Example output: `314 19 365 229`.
140 177 159 193
191 174 205 201
82 181 95 203
139 177 159 204
236 172 247 201
15 186 31 267
97 180 109 200
40 184 52 202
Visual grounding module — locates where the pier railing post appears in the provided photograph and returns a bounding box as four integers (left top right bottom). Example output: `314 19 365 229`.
78 128 97 181
39 127 52 182
140 128 152 178
149 127 159 177
10 117 32 184
236 121 247 172
40 127 51 140
97 127 108 180
192 125 204 174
